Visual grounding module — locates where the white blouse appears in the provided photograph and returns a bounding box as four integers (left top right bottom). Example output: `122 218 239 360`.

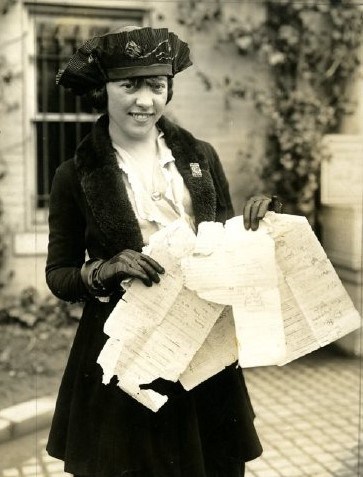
112 130 195 244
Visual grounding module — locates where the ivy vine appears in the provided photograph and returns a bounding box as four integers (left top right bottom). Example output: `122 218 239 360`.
178 0 363 221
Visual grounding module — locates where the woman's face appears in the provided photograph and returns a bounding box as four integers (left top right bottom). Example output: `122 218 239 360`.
106 76 168 141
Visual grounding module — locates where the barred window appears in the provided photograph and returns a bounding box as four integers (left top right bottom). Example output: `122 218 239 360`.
31 7 146 212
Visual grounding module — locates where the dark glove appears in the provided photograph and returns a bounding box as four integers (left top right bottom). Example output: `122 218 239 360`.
81 249 165 296
243 195 283 231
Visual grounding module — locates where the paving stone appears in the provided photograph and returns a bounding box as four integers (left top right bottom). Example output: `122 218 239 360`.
279 468 306 476
44 462 64 472
255 469 282 477
291 436 312 447
300 443 332 454
261 448 282 458
292 421 313 431
265 458 295 469
245 468 258 477
286 453 314 466
315 453 341 464
40 453 58 463
280 448 305 459
277 440 295 450
301 464 328 474
22 464 39 473
247 458 271 471
321 440 347 452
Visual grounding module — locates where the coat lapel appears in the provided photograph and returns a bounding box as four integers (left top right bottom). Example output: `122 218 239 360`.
74 114 217 254
74 115 144 255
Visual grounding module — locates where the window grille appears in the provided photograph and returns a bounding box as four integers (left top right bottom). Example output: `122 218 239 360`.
33 12 144 211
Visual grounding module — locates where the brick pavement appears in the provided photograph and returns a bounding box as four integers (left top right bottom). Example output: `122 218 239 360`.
244 347 362 476
0 346 361 477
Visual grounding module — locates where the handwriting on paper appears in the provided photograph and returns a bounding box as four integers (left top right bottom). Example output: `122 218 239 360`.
98 214 361 412
181 217 286 368
98 221 224 412
265 213 361 364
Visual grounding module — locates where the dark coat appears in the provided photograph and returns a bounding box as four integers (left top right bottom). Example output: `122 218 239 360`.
45 114 262 477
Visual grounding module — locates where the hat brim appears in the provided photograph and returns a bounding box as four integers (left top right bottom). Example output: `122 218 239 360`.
107 64 173 80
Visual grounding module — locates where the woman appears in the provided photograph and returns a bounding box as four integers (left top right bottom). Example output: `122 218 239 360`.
46 26 279 477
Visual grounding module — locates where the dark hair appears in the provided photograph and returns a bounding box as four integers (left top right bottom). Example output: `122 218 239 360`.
86 77 174 113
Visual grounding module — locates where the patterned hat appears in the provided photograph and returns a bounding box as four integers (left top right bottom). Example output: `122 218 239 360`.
56 27 192 94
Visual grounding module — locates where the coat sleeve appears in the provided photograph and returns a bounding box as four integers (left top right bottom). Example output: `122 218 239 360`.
45 161 90 302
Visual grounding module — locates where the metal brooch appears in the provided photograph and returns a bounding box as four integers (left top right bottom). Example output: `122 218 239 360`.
190 163 202 177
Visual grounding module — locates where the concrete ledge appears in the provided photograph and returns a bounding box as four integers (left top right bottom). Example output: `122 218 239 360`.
0 417 12 442
0 396 55 443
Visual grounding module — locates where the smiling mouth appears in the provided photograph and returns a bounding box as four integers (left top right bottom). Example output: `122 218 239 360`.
129 113 154 122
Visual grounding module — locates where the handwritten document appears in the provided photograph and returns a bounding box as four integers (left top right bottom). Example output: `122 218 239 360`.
275 265 320 364
98 215 361 411
97 220 224 411
182 213 360 368
265 213 361 364
179 306 238 390
181 216 287 367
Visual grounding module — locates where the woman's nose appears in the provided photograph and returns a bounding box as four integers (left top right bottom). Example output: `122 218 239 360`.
135 87 153 108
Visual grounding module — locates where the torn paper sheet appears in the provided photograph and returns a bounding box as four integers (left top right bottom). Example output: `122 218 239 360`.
181 217 278 305
144 218 197 259
113 285 223 411
233 287 286 367
179 306 238 390
98 220 224 412
98 213 361 411
182 213 360 368
264 212 361 365
181 216 286 367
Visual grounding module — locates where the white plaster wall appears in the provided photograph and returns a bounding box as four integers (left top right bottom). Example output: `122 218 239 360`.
0 0 27 233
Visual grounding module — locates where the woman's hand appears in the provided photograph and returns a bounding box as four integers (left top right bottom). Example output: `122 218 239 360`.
243 195 283 231
81 250 165 295
98 250 165 288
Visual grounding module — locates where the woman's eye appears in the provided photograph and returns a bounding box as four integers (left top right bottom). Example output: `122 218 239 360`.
121 82 135 91
152 83 166 92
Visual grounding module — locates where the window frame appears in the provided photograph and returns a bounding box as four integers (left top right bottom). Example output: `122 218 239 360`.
22 0 151 230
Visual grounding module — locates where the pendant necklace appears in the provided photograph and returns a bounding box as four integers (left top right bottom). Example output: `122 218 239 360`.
150 146 164 202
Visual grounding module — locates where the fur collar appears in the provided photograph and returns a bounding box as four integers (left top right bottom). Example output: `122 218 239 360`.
74 114 216 254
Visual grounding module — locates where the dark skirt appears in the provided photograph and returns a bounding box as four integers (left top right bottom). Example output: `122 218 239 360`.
46 299 262 476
